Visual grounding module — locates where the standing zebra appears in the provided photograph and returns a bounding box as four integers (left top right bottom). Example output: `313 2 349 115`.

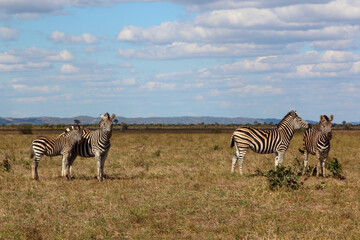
30 125 82 180
61 113 116 182
230 110 309 174
299 115 333 177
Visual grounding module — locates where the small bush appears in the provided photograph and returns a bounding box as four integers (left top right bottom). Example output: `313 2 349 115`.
212 145 221 151
1 158 11 172
264 165 300 191
18 124 33 134
327 157 345 179
153 149 161 157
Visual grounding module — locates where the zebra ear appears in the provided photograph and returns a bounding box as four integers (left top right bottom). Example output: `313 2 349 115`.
100 114 105 119
110 113 116 120
320 115 323 121
329 115 334 122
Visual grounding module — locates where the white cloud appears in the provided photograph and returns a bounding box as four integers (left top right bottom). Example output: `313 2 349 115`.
141 82 176 90
194 8 280 28
0 27 19 41
122 78 136 85
11 84 60 92
350 62 360 73
60 64 80 74
118 42 287 59
12 96 48 103
50 31 97 44
209 89 221 96
231 85 283 96
0 52 21 63
195 94 204 100
47 50 75 61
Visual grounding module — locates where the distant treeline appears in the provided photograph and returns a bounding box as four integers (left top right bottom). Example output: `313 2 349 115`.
1 121 358 133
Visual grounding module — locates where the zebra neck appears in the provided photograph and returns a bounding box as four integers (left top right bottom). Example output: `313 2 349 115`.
277 124 295 141
320 132 331 143
98 129 112 143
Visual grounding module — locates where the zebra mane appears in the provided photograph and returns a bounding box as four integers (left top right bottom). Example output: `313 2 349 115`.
276 110 297 128
59 125 81 137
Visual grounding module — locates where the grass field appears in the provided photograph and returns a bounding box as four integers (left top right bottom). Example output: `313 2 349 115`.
1 129 359 239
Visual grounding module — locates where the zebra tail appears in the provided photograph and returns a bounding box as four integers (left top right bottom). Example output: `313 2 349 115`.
230 135 235 148
298 148 305 154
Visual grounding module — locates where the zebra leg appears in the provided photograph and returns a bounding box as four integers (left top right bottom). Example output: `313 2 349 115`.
231 146 240 173
232 146 246 175
68 154 77 178
61 154 70 179
61 155 68 177
237 151 246 175
95 153 103 182
231 155 238 173
322 153 328 178
32 156 40 180
274 151 284 167
99 152 108 181
315 151 321 178
302 150 309 176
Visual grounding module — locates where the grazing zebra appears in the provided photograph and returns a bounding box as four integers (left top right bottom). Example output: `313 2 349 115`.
230 110 309 174
299 115 333 177
61 113 116 182
30 125 82 180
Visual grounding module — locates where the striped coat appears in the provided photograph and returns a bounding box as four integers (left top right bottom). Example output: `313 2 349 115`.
61 113 116 182
30 125 82 180
230 111 309 174
299 115 333 177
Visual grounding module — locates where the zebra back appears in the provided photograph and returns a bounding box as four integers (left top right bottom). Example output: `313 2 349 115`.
231 110 309 153
31 125 82 157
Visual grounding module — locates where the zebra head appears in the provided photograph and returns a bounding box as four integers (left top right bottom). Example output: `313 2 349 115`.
281 110 309 130
319 114 333 136
99 112 116 134
66 125 82 145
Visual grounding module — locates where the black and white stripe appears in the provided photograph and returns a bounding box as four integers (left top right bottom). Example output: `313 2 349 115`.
61 112 116 182
30 125 82 180
230 110 309 174
299 115 333 177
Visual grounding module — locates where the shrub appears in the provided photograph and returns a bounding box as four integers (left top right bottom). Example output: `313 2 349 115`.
212 145 221 151
264 165 300 191
153 149 161 157
326 157 345 179
1 158 11 172
18 124 33 134
120 123 128 131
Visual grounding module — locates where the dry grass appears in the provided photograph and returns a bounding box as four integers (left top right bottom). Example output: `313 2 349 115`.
0 129 359 239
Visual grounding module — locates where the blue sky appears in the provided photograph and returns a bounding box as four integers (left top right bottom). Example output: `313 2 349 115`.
1 0 360 123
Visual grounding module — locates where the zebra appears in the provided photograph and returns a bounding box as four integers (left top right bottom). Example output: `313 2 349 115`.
60 113 116 182
230 110 309 174
299 115 333 177
30 125 82 180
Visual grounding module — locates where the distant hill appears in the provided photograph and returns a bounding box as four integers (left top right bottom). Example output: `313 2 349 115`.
0 115 319 125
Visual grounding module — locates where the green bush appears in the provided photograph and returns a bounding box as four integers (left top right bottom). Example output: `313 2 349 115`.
18 124 33 134
1 158 11 172
326 158 344 179
264 165 300 191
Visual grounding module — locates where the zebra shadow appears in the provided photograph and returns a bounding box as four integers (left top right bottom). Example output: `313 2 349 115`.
65 173 148 181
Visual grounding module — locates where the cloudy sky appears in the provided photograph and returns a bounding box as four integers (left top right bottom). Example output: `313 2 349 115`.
1 0 360 122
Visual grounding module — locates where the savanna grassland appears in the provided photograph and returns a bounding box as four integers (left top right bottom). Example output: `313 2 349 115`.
0 128 360 239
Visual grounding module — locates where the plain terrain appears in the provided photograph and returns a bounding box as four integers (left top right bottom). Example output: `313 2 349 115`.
0 128 359 239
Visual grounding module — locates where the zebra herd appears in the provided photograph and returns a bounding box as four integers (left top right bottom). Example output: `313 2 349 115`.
30 113 115 182
29 111 334 181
